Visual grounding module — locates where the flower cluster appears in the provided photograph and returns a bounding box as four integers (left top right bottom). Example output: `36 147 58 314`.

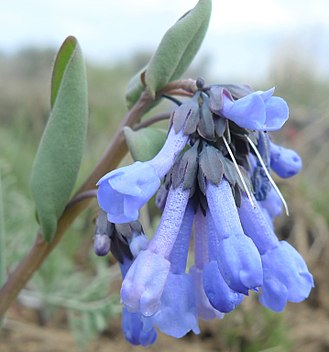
95 82 313 346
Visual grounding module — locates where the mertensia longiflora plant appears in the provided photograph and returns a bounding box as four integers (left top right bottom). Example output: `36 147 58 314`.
95 79 314 346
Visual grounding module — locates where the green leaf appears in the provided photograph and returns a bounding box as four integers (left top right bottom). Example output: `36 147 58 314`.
50 36 77 108
30 36 88 241
123 127 167 162
145 0 212 96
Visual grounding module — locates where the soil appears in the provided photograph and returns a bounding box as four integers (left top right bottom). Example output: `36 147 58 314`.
1 239 329 352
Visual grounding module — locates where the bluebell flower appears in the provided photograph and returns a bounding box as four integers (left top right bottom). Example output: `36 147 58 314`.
97 126 189 223
206 179 263 294
270 141 302 178
238 194 280 255
142 202 200 338
121 184 190 316
220 87 289 131
203 211 244 313
95 79 313 345
258 186 283 222
260 241 314 312
238 195 314 311
189 209 225 321
119 258 158 346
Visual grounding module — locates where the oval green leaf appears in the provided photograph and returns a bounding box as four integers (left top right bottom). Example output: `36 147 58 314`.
145 0 212 96
30 36 88 241
123 127 167 162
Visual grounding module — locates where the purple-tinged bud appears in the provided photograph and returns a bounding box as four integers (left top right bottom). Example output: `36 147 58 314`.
93 234 111 256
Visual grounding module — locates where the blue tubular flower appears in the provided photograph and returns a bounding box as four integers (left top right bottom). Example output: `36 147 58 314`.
203 212 244 313
221 87 289 131
258 186 283 222
270 141 302 178
206 179 263 294
97 126 189 223
121 184 190 317
119 259 157 346
260 241 314 312
190 209 224 321
238 194 279 255
122 308 157 346
143 202 200 338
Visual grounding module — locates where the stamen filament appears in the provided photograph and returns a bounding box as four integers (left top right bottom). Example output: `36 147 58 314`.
222 136 256 208
246 135 289 216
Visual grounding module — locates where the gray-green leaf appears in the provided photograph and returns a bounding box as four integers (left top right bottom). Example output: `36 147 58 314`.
123 127 167 162
145 0 212 96
30 36 88 241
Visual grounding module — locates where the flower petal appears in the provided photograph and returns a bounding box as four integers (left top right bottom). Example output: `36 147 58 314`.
222 92 266 130
145 273 200 338
121 249 170 316
263 97 289 131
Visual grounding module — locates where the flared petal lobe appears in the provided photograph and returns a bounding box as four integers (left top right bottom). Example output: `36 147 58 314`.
260 241 314 312
144 273 200 338
220 88 289 131
203 261 244 313
97 125 189 224
120 249 170 316
206 180 263 294
122 308 157 346
97 162 160 223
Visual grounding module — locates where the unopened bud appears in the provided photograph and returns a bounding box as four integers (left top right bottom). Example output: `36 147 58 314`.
94 234 111 256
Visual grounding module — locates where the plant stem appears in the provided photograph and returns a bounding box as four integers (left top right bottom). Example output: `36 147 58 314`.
133 112 171 130
0 79 197 318
0 90 153 317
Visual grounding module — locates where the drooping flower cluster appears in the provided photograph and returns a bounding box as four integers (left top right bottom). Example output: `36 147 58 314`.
95 81 313 346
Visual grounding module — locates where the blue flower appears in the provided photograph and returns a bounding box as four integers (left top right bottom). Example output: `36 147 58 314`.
122 308 157 346
260 241 314 312
121 184 190 316
206 179 263 294
142 202 200 338
143 272 200 338
270 141 302 178
258 186 283 222
119 258 157 346
203 212 244 313
97 126 188 223
221 87 289 131
189 209 225 321
238 194 280 255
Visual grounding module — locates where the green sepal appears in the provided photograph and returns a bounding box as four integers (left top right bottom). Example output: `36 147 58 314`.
145 0 212 97
123 127 167 162
30 36 88 241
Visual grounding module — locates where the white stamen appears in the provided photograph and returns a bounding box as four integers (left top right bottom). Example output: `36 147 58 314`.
246 135 289 216
222 136 256 208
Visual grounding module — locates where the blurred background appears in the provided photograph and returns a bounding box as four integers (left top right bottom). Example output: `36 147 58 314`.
0 1 329 351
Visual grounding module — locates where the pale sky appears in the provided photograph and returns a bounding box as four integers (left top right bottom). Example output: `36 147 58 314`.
1 0 329 81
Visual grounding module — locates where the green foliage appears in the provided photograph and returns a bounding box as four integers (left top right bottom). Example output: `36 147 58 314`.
145 0 211 96
50 36 77 108
30 37 88 241
123 126 167 161
126 0 212 105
